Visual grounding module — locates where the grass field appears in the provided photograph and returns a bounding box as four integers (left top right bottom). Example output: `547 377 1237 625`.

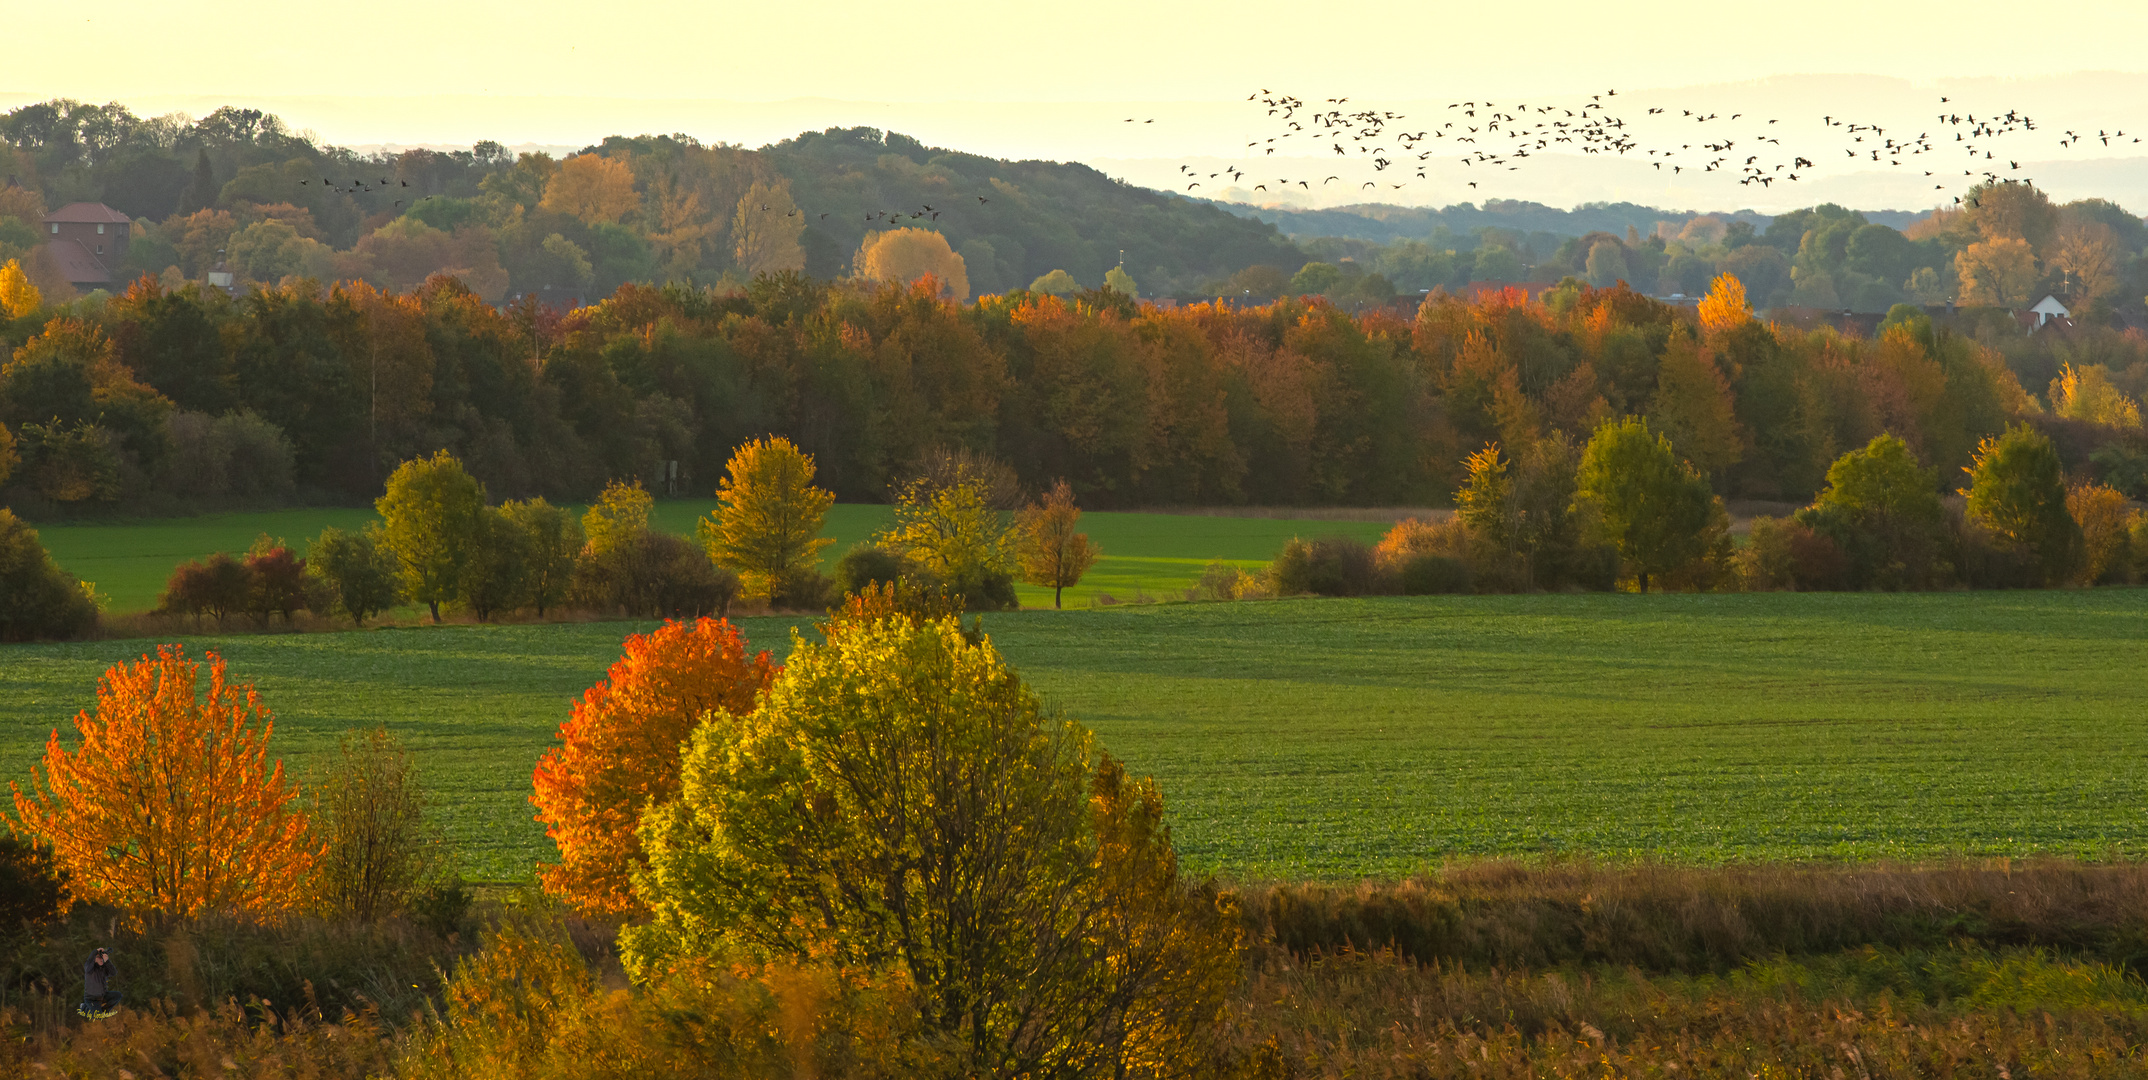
2 590 2142 882
30 503 1395 614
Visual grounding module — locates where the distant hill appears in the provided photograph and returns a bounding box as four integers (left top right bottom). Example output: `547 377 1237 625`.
766 128 1305 295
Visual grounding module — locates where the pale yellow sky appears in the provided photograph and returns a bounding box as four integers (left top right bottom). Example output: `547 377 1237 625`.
12 1 2148 212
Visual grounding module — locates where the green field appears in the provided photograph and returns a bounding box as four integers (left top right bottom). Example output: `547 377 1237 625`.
2 591 2142 882
31 504 1394 615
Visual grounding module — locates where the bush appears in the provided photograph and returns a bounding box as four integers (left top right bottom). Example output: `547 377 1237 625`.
1270 535 1386 597
1736 516 1850 592
1398 552 1472 595
834 542 920 597
157 551 252 627
0 509 98 641
243 535 311 625
1194 560 1254 601
944 566 1018 611
312 727 440 923
645 532 744 617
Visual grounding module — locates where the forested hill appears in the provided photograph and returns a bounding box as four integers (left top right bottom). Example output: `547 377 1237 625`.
763 128 1304 295
1229 199 1925 245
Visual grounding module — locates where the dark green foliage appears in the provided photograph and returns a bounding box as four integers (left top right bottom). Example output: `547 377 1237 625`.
832 542 917 597
1397 552 1471 595
0 834 67 925
0 510 98 642
572 531 740 619
1269 535 1384 597
1964 423 2083 586
305 525 401 626
1795 434 1948 590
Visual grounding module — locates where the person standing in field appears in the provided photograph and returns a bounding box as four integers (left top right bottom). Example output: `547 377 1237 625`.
81 947 120 1017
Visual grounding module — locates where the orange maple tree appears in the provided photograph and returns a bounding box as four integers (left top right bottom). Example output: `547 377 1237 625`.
530 617 774 916
11 645 316 919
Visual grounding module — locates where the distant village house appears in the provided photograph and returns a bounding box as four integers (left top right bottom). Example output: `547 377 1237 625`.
42 202 131 293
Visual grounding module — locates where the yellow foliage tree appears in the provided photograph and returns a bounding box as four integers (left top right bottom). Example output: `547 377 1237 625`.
699 437 834 601
2050 364 2143 430
584 478 655 558
11 646 317 919
731 180 805 277
540 154 641 226
0 257 41 318
2051 222 2123 301
854 227 969 301
1695 273 1749 334
1955 237 2037 306
2067 482 2135 585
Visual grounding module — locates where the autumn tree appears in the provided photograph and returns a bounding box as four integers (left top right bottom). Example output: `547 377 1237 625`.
530 618 774 918
313 726 437 922
1016 478 1100 608
699 436 834 604
2050 364 2143 430
1955 237 2037 306
376 451 485 623
0 257 41 318
622 604 1242 1077
1964 423 2082 585
306 525 402 626
1648 329 1743 482
731 180 805 277
2050 222 2124 301
1694 272 1750 335
879 473 1017 610
540 153 640 226
855 227 969 301
1572 415 1721 592
11 646 316 919
2067 482 2135 585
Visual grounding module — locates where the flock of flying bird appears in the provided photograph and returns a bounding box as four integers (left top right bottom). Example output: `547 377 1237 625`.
1175 89 2137 207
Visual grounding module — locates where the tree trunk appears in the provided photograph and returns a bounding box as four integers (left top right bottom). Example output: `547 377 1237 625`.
1054 583 1063 609
1638 572 1650 594
428 600 442 623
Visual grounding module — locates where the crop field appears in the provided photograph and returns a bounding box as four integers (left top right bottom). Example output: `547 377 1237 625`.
2 590 2142 882
29 504 1395 614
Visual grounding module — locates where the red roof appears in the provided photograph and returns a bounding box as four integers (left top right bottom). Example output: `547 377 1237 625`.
44 240 111 286
44 202 131 225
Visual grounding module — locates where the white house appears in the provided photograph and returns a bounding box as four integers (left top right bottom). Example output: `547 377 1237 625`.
2029 294 2071 327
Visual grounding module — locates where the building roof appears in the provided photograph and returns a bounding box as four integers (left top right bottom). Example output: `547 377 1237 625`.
44 240 111 286
43 202 131 225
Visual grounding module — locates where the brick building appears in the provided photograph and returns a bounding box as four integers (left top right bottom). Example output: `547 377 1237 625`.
42 202 132 292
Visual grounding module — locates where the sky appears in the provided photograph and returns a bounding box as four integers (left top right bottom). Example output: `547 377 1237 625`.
12 0 2148 213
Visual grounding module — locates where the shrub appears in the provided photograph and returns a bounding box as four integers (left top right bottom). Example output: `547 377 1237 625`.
833 542 920 597
243 534 310 625
2067 482 2136 585
1269 535 1385 597
1398 552 1472 595
1194 560 1253 601
1737 516 1851 592
0 509 98 641
158 551 252 627
573 531 742 619
312 727 439 923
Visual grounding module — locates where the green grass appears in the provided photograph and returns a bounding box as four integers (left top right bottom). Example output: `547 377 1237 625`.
1 591 2142 882
31 503 1393 614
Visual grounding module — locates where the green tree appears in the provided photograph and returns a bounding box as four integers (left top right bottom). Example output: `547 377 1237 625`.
0 508 99 642
312 726 438 923
306 525 402 626
1584 240 1629 288
1288 262 1343 296
699 437 834 604
500 497 582 617
878 474 1016 610
179 148 218 215
1029 269 1080 295
583 478 653 559
623 604 1242 1077
375 451 485 623
1572 416 1719 592
1963 423 2082 585
1015 478 1100 608
1797 434 1947 589
459 505 530 622
1103 265 1138 297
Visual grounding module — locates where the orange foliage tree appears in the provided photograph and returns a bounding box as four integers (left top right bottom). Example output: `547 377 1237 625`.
11 645 316 919
530 618 775 917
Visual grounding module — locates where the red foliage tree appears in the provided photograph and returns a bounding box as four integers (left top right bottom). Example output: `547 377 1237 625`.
530 617 774 917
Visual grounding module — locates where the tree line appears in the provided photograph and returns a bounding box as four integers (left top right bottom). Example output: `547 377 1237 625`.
3 256 2144 522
